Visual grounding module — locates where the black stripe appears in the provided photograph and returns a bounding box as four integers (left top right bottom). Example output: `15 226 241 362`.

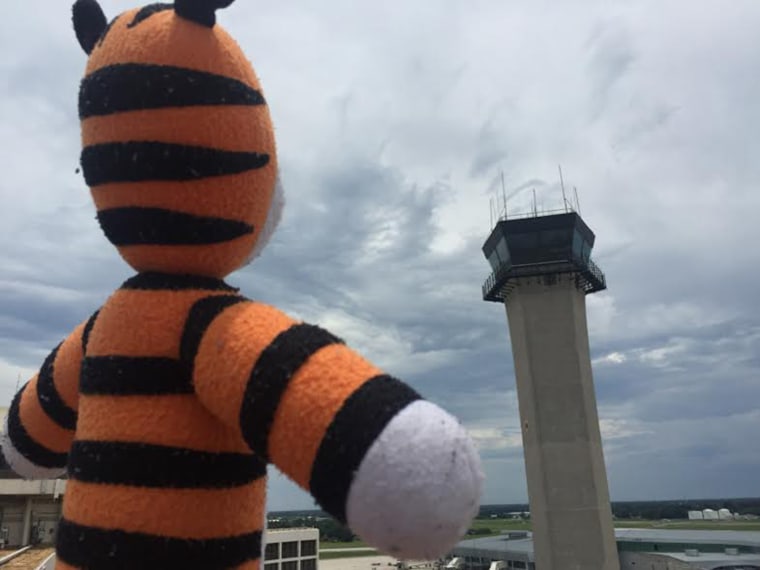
81 356 191 395
310 375 421 523
79 63 266 119
57 518 262 570
81 310 100 353
97 207 254 246
81 141 270 186
240 324 344 460
122 272 238 292
128 3 172 28
36 344 78 431
6 386 68 469
180 295 248 375
68 441 266 489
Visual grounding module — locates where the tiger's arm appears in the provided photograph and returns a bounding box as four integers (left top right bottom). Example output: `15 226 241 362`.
1 313 97 479
185 296 483 561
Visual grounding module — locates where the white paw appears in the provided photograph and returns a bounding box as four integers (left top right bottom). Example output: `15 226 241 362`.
346 400 483 561
0 415 66 480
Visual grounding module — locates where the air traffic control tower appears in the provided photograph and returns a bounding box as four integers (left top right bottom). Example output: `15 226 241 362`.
482 209 619 570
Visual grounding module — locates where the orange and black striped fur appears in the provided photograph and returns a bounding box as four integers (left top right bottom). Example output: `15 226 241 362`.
1 2 483 569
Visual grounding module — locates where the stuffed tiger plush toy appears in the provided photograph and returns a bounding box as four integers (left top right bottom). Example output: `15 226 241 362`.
0 1 484 568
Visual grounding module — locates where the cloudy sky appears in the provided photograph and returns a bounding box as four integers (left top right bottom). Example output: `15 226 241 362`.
2 0 760 511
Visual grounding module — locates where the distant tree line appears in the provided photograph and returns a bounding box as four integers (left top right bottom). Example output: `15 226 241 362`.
611 498 760 520
477 505 530 519
478 499 760 520
268 515 356 542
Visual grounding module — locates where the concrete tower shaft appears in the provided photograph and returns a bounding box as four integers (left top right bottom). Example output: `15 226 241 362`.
506 275 618 570
482 211 619 570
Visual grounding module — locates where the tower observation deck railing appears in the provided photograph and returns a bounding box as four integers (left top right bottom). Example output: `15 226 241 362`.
482 256 607 302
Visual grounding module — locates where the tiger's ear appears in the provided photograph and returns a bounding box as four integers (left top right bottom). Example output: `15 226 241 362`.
175 0 236 28
72 0 107 55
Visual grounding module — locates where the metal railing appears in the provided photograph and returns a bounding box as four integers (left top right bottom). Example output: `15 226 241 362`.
490 206 578 231
584 258 606 289
482 256 607 302
497 207 575 222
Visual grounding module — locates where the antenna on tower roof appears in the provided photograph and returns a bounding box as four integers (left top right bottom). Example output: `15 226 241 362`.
501 170 508 220
559 164 569 213
574 186 581 214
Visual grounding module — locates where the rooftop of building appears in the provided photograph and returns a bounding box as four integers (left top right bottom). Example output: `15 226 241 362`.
455 535 533 554
453 528 760 557
614 527 760 547
665 551 760 563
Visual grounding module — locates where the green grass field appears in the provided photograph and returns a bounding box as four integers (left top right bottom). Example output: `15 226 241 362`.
320 550 379 560
469 517 760 536
614 520 760 531
469 518 532 534
320 541 369 550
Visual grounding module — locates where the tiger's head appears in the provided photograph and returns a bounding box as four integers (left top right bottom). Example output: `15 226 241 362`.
72 0 282 278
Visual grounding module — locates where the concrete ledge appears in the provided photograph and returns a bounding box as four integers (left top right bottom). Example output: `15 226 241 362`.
0 545 31 565
0 479 66 497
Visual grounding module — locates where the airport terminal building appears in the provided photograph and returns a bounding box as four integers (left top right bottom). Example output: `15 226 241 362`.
449 529 760 570
263 528 320 570
0 462 64 548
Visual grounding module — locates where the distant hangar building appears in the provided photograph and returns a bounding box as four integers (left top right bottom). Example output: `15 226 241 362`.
690 510 738 522
448 529 760 570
